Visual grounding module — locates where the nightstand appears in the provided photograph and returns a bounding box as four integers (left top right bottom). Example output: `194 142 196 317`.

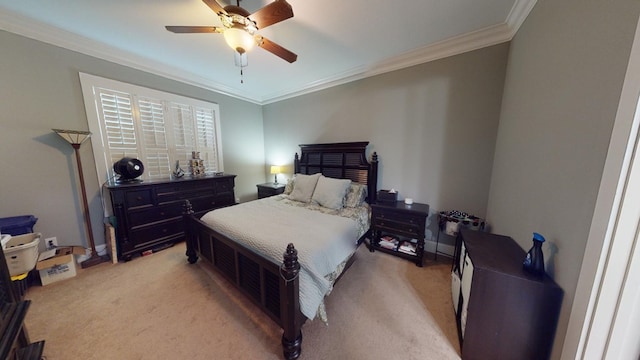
370 201 429 266
257 182 285 199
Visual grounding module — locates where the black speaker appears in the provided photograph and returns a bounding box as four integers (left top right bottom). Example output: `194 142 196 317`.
113 157 144 183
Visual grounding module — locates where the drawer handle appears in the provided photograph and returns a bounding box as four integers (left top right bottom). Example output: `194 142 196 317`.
137 196 143 200
160 211 165 216
162 229 168 233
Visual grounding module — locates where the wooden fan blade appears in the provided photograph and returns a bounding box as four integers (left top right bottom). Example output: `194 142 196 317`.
165 26 223 33
250 0 293 29
202 0 227 15
257 36 297 63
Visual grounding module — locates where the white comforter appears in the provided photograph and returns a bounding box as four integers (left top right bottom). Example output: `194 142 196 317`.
200 195 367 320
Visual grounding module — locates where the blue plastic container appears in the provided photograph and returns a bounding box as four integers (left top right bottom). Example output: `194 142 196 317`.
0 215 38 235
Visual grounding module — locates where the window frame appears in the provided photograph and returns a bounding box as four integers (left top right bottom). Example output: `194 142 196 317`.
79 72 223 184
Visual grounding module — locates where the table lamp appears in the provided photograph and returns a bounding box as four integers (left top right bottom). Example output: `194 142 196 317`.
270 165 282 184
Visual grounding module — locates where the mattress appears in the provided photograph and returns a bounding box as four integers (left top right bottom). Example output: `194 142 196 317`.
200 195 369 320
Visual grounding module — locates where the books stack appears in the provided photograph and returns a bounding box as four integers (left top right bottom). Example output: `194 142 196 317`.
398 239 418 255
378 235 399 250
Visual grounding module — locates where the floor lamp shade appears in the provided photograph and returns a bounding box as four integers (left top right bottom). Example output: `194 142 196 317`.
53 129 109 268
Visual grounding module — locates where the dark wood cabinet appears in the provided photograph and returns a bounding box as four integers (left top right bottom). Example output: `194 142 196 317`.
0 244 45 360
105 175 236 261
452 229 563 360
256 182 285 199
369 201 429 266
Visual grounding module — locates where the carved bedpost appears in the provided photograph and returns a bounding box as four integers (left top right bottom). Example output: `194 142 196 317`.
369 152 378 204
281 243 302 360
294 152 300 174
183 200 198 264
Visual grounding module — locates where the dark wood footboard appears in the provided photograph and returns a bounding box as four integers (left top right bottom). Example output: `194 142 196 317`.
183 200 304 359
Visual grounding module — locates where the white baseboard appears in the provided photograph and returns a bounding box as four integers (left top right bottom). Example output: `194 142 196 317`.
76 244 107 263
424 238 455 257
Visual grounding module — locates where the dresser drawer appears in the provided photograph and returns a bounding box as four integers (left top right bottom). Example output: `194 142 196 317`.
129 218 184 249
127 204 184 228
125 189 154 209
215 178 235 194
191 193 231 210
156 184 209 204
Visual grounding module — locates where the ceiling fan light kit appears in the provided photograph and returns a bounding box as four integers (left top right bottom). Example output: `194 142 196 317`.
224 25 255 54
166 0 296 82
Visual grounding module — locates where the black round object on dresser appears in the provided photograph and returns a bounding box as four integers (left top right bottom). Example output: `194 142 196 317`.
113 157 144 183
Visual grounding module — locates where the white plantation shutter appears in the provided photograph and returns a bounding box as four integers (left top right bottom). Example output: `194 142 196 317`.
80 73 223 183
171 102 196 172
137 97 171 179
195 106 220 173
95 88 142 169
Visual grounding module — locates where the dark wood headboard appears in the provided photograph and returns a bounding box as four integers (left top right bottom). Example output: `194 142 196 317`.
294 142 378 204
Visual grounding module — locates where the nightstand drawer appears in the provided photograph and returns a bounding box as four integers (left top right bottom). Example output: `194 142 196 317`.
373 211 425 227
372 218 422 238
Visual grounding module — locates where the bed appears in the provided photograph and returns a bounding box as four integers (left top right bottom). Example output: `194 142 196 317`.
182 142 378 359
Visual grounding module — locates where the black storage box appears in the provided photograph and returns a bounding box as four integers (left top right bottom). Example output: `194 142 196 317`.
0 215 38 236
377 190 398 204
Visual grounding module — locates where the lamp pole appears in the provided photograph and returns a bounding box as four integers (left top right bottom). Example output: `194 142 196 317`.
53 129 109 268
72 143 104 268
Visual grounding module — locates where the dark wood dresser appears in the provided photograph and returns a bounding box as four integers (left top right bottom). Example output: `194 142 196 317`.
452 229 563 360
0 244 45 359
105 174 236 261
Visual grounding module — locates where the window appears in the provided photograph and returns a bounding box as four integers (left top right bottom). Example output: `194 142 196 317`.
79 73 223 183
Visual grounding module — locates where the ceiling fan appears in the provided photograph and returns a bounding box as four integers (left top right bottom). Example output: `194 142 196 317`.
166 0 297 64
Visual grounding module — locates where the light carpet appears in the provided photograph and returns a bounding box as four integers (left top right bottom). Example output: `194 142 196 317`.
24 242 461 359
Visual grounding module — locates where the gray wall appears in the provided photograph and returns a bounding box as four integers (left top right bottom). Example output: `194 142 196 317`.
486 1 640 358
0 30 265 251
263 43 509 246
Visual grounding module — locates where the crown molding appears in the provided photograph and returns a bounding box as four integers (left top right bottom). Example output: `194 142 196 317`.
262 23 512 104
261 0 536 104
1 0 536 105
0 10 262 105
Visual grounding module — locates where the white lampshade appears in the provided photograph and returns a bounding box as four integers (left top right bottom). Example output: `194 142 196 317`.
270 166 282 174
53 128 91 145
270 165 282 184
224 26 255 54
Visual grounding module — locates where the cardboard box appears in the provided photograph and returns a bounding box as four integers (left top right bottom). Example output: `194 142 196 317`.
36 246 86 286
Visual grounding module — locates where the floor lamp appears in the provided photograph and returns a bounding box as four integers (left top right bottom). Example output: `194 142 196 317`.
53 129 109 268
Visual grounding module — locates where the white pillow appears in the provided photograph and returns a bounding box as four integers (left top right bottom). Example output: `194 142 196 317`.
289 173 321 203
311 176 352 210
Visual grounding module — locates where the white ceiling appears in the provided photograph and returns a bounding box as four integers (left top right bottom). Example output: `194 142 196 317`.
0 0 535 104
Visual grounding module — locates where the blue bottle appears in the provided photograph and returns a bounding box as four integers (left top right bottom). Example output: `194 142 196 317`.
523 232 545 278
